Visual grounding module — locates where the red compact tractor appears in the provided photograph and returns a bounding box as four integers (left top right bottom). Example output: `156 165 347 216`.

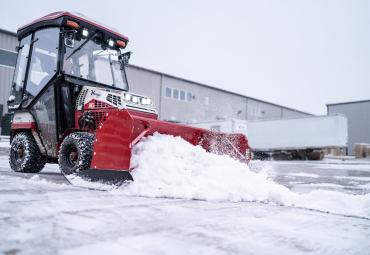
7 12 251 184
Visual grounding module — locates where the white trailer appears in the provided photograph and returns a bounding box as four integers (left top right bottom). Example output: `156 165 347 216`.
190 115 348 160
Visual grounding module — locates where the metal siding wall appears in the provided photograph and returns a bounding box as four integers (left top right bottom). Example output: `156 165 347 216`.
246 99 282 120
0 32 18 51
0 66 14 114
0 32 17 116
282 108 308 118
328 102 370 155
161 76 247 123
125 66 161 113
125 66 310 123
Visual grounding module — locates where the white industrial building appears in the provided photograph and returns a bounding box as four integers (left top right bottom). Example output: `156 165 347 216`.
327 100 370 156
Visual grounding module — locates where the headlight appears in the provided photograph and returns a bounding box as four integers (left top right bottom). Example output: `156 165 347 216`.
141 98 152 105
108 39 115 47
132 96 139 103
124 93 131 101
142 98 150 105
82 28 89 38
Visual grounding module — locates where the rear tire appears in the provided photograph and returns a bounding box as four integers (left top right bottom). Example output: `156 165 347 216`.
9 132 46 173
58 132 94 175
308 150 324 160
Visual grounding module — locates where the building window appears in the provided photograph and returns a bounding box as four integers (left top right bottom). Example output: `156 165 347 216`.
180 90 186 101
164 87 193 102
173 89 179 100
187 92 192 102
165 87 172 98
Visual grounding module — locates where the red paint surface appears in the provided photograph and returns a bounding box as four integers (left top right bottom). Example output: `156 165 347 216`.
90 110 134 171
89 109 250 172
19 11 129 41
128 109 158 120
11 122 37 131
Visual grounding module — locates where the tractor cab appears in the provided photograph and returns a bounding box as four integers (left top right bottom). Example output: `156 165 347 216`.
8 12 155 162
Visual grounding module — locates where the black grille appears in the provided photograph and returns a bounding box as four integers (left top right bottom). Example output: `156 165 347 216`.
94 101 111 108
106 94 122 107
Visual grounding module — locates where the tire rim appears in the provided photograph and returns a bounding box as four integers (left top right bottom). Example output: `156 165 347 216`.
12 144 25 164
67 147 79 167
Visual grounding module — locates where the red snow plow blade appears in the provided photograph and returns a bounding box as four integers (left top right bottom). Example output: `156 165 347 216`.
79 109 250 184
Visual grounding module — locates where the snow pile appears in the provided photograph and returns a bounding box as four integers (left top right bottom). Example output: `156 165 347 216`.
120 133 370 218
122 133 296 204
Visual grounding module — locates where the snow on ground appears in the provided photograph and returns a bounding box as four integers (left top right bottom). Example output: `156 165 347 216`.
287 173 320 178
117 134 370 218
1 133 370 254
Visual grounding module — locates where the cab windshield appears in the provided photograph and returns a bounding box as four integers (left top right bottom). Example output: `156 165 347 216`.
63 33 128 90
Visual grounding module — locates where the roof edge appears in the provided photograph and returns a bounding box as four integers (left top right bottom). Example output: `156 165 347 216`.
0 28 17 37
327 99 370 107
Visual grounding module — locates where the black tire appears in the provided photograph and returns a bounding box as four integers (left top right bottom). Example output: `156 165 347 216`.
9 132 46 173
58 132 94 175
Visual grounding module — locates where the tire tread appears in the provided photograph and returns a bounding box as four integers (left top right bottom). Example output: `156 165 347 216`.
9 132 46 173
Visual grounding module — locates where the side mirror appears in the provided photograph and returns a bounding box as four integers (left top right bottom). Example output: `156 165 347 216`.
120 51 132 67
64 31 76 48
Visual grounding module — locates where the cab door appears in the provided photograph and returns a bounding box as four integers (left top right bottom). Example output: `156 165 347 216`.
23 28 60 157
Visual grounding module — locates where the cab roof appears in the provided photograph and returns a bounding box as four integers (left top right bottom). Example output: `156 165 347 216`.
17 11 129 42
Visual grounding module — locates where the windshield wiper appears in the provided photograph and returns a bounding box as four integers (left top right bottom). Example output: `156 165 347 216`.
66 32 97 60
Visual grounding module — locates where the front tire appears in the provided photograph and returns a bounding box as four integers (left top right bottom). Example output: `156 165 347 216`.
9 132 46 173
58 132 94 175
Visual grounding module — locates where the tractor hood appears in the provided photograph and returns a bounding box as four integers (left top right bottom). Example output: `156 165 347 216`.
76 86 156 115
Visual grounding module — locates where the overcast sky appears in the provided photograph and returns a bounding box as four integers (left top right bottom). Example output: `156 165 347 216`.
1 0 369 114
